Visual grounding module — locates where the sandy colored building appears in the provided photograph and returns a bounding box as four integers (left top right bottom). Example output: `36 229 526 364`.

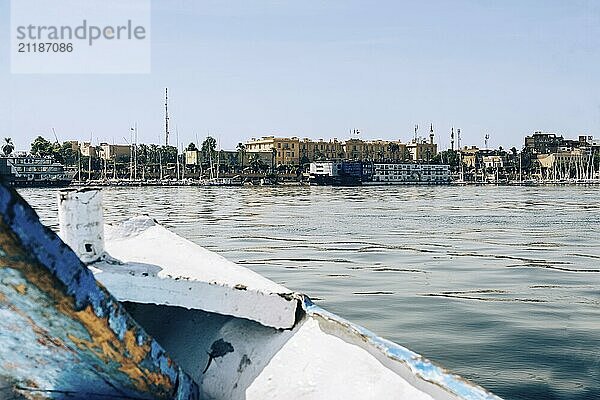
99 143 131 161
80 142 97 158
406 138 437 162
459 146 480 168
483 155 504 169
246 134 437 165
245 136 300 166
63 141 80 152
185 150 202 166
300 138 344 162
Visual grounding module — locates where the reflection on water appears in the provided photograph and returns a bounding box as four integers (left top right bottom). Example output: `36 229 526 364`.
20 186 600 400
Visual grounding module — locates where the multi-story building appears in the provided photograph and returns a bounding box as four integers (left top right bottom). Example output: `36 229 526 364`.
342 139 365 160
300 138 344 162
80 142 97 157
406 137 437 162
342 139 407 161
524 132 564 154
185 150 202 166
247 134 437 165
63 141 80 152
578 135 594 146
302 138 410 162
459 146 480 169
99 143 131 161
245 136 300 166
482 155 504 169
186 150 240 166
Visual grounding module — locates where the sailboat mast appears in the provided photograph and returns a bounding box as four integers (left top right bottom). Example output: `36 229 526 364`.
181 143 185 179
176 126 180 181
165 88 170 146
88 133 92 181
77 146 81 181
134 123 138 180
519 152 522 183
129 128 133 180
159 149 163 180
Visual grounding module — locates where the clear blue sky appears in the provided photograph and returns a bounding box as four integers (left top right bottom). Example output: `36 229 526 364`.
1 0 599 151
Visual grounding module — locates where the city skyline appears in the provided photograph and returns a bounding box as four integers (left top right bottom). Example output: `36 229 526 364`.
6 126 593 154
2 1 600 152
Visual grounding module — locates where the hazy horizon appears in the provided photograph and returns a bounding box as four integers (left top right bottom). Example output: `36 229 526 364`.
2 0 599 152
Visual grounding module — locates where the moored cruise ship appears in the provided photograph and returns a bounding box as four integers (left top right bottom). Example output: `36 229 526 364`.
309 161 451 185
0 155 74 187
365 162 451 185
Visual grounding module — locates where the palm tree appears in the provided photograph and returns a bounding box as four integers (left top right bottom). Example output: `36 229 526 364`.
186 142 197 152
2 138 14 156
402 148 411 162
236 143 246 170
249 153 263 173
271 147 278 172
148 144 159 175
387 143 400 161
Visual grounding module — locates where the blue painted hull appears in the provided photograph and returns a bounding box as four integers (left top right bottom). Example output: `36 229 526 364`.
0 183 199 399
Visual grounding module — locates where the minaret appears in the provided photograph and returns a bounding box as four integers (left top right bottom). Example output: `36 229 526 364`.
451 127 455 151
429 123 434 145
457 129 461 149
164 88 170 146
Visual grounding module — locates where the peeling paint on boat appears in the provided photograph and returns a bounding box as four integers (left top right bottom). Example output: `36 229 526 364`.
0 184 198 399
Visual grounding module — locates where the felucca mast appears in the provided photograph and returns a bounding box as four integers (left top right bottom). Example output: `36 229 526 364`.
165 88 170 146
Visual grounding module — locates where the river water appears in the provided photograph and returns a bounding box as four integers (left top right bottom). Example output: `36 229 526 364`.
18 186 600 400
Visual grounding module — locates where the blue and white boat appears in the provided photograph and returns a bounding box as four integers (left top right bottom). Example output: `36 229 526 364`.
0 184 501 400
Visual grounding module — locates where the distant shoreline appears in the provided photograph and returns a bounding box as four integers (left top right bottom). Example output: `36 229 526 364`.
54 180 600 188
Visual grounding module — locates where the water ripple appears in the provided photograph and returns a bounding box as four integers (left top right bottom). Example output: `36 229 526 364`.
18 185 600 400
